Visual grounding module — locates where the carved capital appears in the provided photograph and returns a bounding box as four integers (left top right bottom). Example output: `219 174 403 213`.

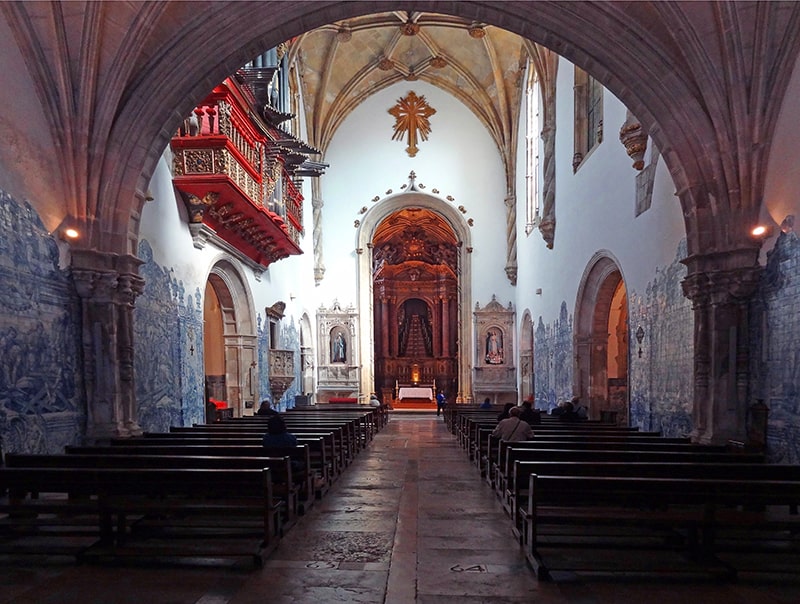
681 265 762 307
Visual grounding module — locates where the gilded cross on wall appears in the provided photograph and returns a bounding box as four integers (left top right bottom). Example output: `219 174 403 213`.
388 91 436 157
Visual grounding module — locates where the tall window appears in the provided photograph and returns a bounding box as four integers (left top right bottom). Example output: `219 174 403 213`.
525 64 540 234
586 74 603 150
573 67 603 172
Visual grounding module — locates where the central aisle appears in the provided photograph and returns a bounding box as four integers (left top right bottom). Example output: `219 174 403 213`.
231 415 545 603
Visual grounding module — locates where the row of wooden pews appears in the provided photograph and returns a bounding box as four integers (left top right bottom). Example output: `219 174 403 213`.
448 405 800 581
0 404 385 567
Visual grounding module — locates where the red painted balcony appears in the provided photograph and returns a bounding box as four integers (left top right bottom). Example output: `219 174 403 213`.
171 79 305 269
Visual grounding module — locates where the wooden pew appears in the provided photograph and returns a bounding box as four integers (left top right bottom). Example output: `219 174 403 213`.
76 442 315 514
495 440 733 502
500 446 761 519
0 466 277 567
481 429 674 480
524 472 800 581
170 427 339 487
5 453 297 531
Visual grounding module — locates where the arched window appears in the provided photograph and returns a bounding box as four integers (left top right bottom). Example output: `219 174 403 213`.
525 62 541 234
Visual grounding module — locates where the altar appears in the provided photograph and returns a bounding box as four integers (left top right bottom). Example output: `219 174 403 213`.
398 386 434 401
393 385 435 410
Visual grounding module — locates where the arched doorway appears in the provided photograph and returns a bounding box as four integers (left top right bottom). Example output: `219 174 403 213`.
203 260 257 419
575 253 629 423
356 191 472 403
371 207 459 405
520 311 535 402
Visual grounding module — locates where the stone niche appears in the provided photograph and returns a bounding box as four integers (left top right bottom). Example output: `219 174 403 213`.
473 295 517 404
316 300 360 400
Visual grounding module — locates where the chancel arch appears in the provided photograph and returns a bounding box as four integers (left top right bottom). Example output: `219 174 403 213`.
357 188 472 403
203 260 257 418
574 252 629 423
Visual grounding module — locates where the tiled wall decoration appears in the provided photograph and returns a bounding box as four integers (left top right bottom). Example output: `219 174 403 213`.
752 230 800 462
0 191 84 453
628 240 693 437
134 240 204 432
533 301 574 412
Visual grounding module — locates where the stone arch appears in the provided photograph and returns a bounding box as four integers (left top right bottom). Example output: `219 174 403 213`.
36 1 790 267
204 258 257 416
574 251 629 423
356 190 473 401
519 310 535 402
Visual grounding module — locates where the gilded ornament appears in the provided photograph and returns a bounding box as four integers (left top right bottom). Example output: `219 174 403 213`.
430 56 447 68
378 57 394 71
388 92 436 157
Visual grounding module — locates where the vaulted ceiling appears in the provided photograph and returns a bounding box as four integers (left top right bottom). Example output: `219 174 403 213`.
287 11 529 165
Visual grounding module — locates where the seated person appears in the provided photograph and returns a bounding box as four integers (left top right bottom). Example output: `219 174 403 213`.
571 396 589 420
519 400 541 425
369 393 381 407
262 415 297 448
255 399 279 416
479 397 492 409
491 406 533 442
262 415 305 477
497 402 514 422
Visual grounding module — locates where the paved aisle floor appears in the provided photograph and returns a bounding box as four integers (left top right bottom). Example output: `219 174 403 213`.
4 415 800 603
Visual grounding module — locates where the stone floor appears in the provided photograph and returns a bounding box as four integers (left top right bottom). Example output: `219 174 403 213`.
3 415 800 603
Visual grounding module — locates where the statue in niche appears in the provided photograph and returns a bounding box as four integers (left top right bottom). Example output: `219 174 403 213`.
485 330 504 365
332 331 346 363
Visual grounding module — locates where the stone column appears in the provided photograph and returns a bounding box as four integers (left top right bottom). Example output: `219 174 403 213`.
380 296 389 357
681 258 761 445
72 250 145 440
441 295 450 358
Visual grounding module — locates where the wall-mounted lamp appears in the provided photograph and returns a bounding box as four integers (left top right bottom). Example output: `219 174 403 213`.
61 227 80 241
750 224 773 241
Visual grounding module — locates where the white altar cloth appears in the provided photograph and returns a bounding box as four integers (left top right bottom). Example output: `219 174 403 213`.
398 387 434 400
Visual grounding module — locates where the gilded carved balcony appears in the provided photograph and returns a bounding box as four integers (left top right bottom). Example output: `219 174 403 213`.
171 77 309 271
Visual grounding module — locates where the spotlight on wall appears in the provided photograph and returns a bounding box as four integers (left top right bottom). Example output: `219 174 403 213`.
56 217 81 242
63 228 80 240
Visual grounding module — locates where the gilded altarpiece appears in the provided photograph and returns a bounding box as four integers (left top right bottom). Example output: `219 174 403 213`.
473 296 516 404
317 301 360 400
